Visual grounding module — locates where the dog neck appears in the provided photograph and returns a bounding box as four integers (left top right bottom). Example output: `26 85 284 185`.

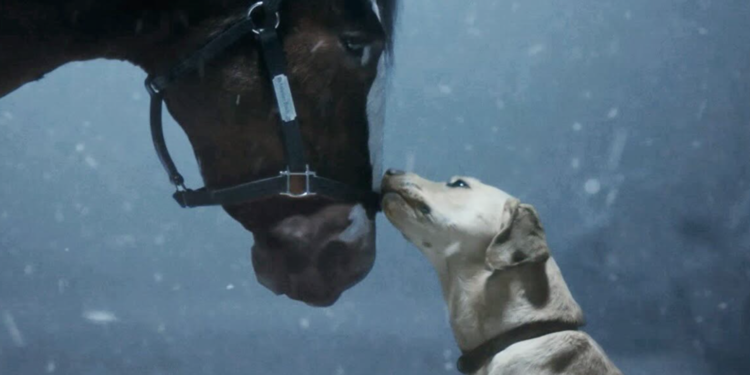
425 243 585 354
421 240 499 351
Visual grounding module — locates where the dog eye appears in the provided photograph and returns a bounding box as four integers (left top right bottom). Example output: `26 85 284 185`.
447 179 470 189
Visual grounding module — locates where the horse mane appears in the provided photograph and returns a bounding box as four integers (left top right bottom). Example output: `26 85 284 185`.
0 0 398 95
378 0 398 49
23 0 397 43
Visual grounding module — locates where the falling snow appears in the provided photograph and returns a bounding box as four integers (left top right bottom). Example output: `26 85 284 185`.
467 27 482 37
154 234 166 245
527 44 546 56
584 179 601 195
607 107 619 119
113 234 136 247
405 151 416 172
83 310 119 325
311 40 325 54
122 201 133 212
606 189 619 207
58 279 69 294
571 158 581 169
0 2 747 374
299 318 310 329
84 155 98 169
2 311 25 347
608 129 628 171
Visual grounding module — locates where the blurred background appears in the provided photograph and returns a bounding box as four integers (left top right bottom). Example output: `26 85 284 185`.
1 0 749 374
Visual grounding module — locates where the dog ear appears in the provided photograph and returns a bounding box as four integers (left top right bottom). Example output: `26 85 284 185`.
485 201 550 271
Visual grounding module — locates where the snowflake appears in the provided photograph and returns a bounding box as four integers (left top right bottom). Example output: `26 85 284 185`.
527 44 546 56
584 179 601 195
299 317 310 329
83 310 119 325
84 156 98 169
607 107 619 119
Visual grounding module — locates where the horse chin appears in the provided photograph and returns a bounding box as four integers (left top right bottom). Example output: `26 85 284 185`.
245 200 376 306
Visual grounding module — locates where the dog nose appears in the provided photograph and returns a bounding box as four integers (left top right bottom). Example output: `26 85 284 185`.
385 169 405 176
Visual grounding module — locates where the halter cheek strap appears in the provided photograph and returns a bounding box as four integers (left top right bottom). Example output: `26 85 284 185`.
144 0 381 210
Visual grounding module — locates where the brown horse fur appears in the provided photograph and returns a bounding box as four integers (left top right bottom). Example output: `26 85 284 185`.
0 0 397 306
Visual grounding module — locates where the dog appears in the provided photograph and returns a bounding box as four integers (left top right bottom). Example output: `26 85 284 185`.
381 170 622 375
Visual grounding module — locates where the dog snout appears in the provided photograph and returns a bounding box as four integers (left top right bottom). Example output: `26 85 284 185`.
385 169 405 176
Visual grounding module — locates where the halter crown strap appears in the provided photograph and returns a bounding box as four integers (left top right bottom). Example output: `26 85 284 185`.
145 18 257 95
144 14 258 188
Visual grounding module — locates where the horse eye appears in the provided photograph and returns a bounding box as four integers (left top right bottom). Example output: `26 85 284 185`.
340 33 370 58
342 39 366 57
447 179 470 189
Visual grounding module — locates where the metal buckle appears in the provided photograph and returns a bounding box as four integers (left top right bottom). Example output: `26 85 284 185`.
280 165 316 198
144 76 161 96
248 1 280 35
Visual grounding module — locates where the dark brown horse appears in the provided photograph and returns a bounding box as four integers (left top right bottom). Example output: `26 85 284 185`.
0 0 397 306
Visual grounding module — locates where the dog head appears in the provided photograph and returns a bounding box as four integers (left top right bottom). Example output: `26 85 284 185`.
381 170 549 270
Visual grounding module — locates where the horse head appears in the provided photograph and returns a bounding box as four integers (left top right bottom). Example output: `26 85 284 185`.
133 0 396 306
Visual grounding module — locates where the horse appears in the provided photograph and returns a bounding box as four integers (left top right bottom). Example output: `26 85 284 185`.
0 0 397 307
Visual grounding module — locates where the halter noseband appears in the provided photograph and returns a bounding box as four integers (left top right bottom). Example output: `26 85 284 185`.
144 0 381 210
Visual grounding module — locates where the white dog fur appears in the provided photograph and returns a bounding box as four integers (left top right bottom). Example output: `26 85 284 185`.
382 172 622 375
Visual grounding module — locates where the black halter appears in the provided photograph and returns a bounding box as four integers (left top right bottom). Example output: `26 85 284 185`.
144 0 380 210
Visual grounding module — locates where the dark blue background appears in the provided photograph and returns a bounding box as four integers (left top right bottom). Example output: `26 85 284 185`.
1 0 749 374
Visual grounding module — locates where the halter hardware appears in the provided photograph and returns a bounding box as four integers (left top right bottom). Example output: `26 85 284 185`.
280 165 315 198
144 0 380 210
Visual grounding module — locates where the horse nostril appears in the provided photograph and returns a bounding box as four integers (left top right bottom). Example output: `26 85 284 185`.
386 169 405 176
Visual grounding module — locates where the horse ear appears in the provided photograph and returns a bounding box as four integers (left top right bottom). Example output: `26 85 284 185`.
485 201 550 271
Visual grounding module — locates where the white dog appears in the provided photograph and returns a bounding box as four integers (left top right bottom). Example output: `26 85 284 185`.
381 170 622 375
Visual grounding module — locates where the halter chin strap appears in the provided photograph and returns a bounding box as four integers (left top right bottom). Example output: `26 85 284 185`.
144 1 380 210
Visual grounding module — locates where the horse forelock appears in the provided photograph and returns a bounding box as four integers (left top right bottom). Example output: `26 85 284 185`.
296 0 397 50
376 0 397 44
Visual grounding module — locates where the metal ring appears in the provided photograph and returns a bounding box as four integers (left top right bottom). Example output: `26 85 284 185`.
144 76 160 96
248 1 280 35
